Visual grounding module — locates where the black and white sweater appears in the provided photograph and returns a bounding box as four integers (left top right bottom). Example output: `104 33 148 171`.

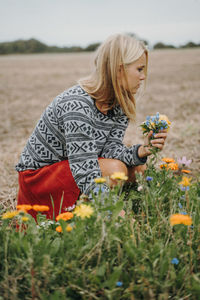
16 85 146 195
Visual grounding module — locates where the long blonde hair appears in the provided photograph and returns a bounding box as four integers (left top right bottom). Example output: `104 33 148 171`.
79 33 148 121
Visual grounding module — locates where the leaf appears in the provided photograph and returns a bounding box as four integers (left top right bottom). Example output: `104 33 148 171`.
103 266 123 289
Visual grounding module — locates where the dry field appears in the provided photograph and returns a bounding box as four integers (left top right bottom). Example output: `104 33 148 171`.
0 49 200 210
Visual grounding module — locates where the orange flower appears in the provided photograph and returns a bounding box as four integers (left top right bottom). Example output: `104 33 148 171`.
170 214 192 226
56 225 62 233
162 157 175 163
17 204 32 212
181 170 191 174
167 163 179 171
32 205 50 212
160 164 168 169
179 176 192 187
56 212 74 221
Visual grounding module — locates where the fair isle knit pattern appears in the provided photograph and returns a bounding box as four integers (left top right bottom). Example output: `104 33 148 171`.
16 85 146 195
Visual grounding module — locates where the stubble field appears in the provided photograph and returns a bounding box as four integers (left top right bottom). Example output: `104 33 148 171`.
0 49 200 210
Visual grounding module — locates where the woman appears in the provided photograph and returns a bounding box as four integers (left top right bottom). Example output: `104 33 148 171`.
16 33 167 219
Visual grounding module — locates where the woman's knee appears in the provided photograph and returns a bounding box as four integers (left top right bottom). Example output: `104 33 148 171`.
128 164 147 182
98 158 128 178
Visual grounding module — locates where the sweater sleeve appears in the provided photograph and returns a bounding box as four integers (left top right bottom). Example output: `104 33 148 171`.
101 114 147 166
59 96 109 196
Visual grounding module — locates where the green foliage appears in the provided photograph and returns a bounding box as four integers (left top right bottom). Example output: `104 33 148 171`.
0 158 199 299
0 38 199 55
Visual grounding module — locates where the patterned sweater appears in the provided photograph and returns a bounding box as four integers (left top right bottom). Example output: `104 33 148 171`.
16 85 146 195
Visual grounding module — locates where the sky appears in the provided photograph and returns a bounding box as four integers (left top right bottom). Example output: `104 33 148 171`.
0 0 200 48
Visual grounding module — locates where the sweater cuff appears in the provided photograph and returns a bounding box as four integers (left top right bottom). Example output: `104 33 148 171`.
135 144 147 165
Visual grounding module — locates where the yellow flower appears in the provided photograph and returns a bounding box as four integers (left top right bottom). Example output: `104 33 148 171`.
56 212 74 221
179 176 192 187
167 163 179 171
159 114 171 126
32 205 50 212
66 225 73 232
2 210 19 219
170 214 192 226
162 157 175 163
21 216 29 222
17 204 33 212
74 204 94 219
110 172 128 181
94 177 106 184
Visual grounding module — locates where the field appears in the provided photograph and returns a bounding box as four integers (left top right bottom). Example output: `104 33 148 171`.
0 49 200 210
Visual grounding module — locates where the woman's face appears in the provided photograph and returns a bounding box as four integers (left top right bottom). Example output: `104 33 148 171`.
120 52 147 94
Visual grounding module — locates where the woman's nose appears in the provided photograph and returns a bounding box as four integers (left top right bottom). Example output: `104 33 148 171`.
140 73 146 81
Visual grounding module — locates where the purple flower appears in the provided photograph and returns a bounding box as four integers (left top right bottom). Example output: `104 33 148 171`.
180 212 187 215
146 176 153 181
116 281 123 287
178 156 192 167
178 203 183 209
180 186 190 191
171 258 179 265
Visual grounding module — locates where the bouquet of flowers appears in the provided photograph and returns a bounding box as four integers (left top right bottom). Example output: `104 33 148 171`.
140 112 171 136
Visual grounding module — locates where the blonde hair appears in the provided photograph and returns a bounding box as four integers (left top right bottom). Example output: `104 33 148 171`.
79 33 148 121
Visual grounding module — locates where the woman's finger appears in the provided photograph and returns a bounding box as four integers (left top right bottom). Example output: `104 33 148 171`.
154 133 167 139
151 138 165 145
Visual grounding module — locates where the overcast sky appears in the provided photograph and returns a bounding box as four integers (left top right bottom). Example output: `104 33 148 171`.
1 0 200 47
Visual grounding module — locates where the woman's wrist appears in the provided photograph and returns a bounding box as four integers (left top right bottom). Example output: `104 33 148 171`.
138 145 149 158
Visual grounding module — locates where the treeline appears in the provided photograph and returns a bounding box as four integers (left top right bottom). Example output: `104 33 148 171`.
0 38 199 55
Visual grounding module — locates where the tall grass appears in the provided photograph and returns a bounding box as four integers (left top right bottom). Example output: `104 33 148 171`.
0 156 199 299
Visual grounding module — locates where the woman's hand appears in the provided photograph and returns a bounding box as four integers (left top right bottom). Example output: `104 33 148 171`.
138 130 168 158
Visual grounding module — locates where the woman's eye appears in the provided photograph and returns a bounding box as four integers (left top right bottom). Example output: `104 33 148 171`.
138 68 143 72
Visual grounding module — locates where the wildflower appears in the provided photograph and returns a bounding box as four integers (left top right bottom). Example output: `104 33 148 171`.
56 225 62 233
94 177 106 184
2 210 19 219
118 210 125 218
181 170 191 174
21 216 29 222
66 225 73 232
17 204 32 212
160 164 168 169
167 163 179 171
170 214 192 226
110 172 128 181
179 176 192 187
180 212 187 215
137 185 143 191
74 204 94 219
56 212 74 221
32 205 50 212
178 156 192 167
180 186 190 191
171 258 179 265
159 114 171 126
146 176 153 181
162 157 175 163
178 203 183 209
116 281 123 287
